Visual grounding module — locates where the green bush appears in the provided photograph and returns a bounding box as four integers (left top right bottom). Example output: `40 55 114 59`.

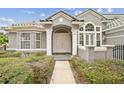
0 51 21 58
0 54 55 84
30 56 55 84
0 62 34 84
70 56 124 84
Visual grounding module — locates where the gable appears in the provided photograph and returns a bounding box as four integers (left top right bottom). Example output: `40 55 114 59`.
52 15 72 26
76 9 105 25
46 11 77 26
76 9 106 20
46 11 76 21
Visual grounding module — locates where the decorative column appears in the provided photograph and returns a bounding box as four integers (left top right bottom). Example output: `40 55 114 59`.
46 28 52 55
72 30 78 55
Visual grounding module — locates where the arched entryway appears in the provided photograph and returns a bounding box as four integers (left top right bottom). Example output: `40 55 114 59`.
52 25 72 54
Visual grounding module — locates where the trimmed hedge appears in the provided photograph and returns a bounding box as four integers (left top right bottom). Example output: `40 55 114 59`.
69 56 124 84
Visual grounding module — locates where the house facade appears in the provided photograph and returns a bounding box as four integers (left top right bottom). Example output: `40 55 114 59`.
4 9 124 61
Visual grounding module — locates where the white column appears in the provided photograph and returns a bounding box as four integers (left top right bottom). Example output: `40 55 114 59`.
83 26 86 46
46 29 52 55
72 30 78 55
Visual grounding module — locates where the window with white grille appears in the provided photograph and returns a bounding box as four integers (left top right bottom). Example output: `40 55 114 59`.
96 33 100 47
85 24 94 31
79 23 101 47
79 33 84 46
20 33 30 49
35 32 41 48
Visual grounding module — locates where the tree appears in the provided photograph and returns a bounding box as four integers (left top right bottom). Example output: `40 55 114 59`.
0 34 8 50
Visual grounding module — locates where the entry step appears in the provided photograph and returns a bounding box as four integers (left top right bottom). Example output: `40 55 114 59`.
52 55 72 61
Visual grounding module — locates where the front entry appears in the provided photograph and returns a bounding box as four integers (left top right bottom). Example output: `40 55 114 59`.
53 29 72 54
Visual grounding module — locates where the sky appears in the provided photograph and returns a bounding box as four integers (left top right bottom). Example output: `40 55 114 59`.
0 8 124 26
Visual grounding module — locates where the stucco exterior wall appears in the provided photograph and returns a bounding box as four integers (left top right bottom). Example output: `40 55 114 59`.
106 36 124 45
8 32 17 49
78 47 88 61
105 26 124 45
77 12 102 26
53 16 71 27
8 31 47 50
78 46 113 62
41 32 46 48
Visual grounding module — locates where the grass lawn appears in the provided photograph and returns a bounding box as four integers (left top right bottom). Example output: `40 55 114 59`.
0 51 55 84
69 56 124 84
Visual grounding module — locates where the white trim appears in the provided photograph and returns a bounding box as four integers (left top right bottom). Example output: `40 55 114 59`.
94 47 107 51
19 32 31 49
105 29 124 34
100 26 102 45
101 45 115 47
106 35 124 39
35 32 41 49
83 25 86 46
16 49 46 51
78 22 102 47
78 46 86 50
103 24 124 32
84 21 96 28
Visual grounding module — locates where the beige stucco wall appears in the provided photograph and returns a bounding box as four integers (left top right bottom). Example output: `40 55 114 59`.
78 47 88 61
8 32 17 49
41 32 46 48
78 46 113 62
52 16 72 27
105 26 124 45
77 12 102 26
8 31 47 50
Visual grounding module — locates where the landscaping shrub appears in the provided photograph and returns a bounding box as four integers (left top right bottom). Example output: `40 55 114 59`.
0 51 55 84
69 56 124 84
29 56 55 84
0 62 34 84
0 50 21 58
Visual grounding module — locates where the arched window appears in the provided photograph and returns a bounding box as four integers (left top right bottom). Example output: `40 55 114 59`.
85 23 94 31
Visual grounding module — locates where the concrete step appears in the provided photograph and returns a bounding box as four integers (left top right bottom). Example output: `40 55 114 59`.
53 55 72 61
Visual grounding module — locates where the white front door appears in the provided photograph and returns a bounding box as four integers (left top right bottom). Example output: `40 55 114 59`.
53 33 71 53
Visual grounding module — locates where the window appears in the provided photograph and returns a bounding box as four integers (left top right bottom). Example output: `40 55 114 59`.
85 24 94 31
79 33 84 46
86 34 94 45
21 33 30 49
91 34 94 45
86 34 89 45
36 32 41 48
80 27 84 31
96 27 100 31
96 33 100 47
78 22 101 47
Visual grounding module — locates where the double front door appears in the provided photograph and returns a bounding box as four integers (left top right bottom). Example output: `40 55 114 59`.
53 33 71 53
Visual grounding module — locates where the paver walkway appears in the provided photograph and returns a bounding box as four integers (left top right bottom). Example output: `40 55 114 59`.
50 61 76 84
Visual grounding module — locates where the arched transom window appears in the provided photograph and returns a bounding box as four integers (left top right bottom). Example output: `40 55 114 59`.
79 23 101 47
85 23 94 31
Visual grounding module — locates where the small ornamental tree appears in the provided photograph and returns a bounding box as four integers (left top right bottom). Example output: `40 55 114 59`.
0 34 8 50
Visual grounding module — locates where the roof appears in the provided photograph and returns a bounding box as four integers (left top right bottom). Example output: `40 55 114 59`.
103 14 124 19
76 9 107 19
46 10 77 20
104 17 124 30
